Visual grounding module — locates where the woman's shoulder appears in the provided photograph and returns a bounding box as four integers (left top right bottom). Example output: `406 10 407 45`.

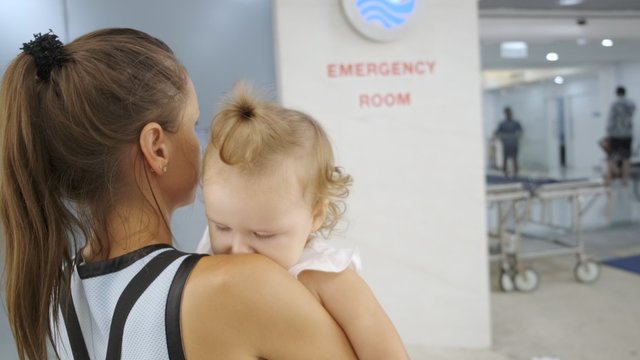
179 254 290 357
179 254 357 359
182 253 315 317
187 253 288 294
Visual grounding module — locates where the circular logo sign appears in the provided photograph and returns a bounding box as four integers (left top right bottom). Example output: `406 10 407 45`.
341 0 417 43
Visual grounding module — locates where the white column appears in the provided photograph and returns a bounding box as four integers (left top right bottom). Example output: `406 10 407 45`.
274 0 490 348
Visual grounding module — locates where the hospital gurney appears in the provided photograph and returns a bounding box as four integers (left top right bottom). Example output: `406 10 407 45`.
486 181 534 292
486 175 610 292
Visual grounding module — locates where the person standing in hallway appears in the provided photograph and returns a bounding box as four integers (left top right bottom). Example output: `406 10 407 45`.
605 86 636 185
494 106 523 177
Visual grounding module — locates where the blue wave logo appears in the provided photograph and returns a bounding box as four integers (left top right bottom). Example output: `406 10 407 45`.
356 0 416 29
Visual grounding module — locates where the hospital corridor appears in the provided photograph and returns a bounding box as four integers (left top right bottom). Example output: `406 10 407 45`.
2 0 640 359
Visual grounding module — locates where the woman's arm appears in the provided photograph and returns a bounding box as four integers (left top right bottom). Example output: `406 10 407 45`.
299 268 409 360
181 254 357 359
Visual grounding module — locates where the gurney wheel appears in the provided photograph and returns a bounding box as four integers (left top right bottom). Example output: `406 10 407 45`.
499 270 515 292
574 260 600 283
513 268 539 292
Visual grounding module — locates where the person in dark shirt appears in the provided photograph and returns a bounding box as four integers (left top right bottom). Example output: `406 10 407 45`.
494 107 523 177
605 86 636 185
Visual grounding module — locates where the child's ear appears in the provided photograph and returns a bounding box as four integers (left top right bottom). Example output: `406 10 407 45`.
311 198 329 232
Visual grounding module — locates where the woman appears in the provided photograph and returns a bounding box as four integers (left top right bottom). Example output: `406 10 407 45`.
0 28 356 359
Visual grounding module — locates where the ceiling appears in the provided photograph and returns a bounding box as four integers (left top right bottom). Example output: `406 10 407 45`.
477 0 640 82
479 0 640 13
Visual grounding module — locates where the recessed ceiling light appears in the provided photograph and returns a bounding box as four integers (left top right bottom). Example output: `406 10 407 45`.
554 76 565 85
559 0 583 5
500 41 528 59
602 39 614 47
546 52 559 61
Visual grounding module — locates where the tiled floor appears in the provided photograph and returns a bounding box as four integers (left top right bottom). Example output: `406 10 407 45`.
491 258 640 360
408 223 640 360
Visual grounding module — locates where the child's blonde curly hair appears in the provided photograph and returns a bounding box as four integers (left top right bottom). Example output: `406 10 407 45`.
204 84 352 237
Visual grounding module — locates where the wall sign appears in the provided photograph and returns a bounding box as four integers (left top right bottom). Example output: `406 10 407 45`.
325 59 437 108
341 0 417 42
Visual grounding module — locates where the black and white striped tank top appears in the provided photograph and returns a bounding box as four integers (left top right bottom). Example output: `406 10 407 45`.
54 244 204 360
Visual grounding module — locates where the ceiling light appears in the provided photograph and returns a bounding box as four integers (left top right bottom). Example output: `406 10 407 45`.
500 41 528 59
559 0 583 5
546 52 559 62
601 39 614 47
554 76 565 85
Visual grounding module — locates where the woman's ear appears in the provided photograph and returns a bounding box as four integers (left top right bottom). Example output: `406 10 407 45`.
139 122 169 175
311 198 329 232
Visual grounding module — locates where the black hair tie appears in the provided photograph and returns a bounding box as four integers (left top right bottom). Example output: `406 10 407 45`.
21 30 67 82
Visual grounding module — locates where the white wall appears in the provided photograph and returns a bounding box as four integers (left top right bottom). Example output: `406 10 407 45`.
0 0 66 74
274 0 491 349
